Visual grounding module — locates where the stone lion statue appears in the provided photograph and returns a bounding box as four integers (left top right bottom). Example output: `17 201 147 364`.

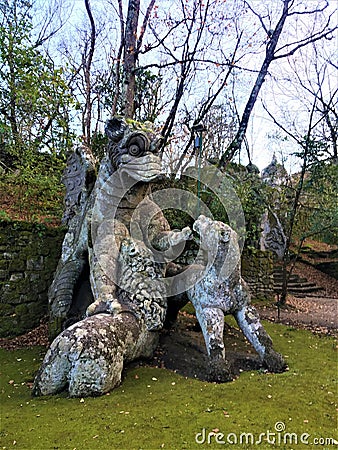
188 215 286 382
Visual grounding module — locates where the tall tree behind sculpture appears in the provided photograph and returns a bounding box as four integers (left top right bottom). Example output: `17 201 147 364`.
217 0 337 168
83 0 96 146
116 0 156 119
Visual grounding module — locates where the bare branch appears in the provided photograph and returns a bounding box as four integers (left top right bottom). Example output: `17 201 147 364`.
141 19 187 55
84 0 96 73
136 0 156 53
33 0 73 48
287 0 329 17
244 0 269 36
219 0 292 168
160 1 212 148
274 24 338 60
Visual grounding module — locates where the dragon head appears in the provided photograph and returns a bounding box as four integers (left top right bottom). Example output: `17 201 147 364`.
105 117 163 183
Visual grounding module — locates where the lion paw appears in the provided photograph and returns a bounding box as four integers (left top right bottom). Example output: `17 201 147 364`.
208 357 234 383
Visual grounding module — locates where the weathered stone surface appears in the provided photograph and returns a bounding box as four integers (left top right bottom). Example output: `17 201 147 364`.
0 221 65 337
33 313 158 397
33 118 286 397
187 216 286 381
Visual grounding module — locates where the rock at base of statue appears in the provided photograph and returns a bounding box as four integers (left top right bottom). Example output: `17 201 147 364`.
32 312 158 397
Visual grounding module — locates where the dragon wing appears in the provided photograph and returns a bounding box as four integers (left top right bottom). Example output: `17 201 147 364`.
62 145 97 225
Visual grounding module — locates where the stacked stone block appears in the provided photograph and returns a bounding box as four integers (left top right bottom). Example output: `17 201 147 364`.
241 248 274 300
0 222 65 337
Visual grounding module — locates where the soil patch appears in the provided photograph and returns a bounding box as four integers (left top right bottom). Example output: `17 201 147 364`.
0 322 49 351
143 312 262 381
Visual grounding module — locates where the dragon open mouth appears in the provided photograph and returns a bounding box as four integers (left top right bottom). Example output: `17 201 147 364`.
119 153 163 182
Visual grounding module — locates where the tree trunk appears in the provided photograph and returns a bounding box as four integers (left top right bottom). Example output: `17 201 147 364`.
123 0 140 118
219 0 291 168
83 0 96 145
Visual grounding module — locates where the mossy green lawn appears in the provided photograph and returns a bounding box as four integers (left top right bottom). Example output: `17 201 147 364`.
1 321 337 450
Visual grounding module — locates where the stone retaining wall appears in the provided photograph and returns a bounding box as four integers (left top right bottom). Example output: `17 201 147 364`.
241 248 274 300
0 221 65 337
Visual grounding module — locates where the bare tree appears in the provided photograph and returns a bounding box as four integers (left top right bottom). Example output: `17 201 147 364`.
40 0 337 167
114 0 156 118
294 43 337 164
218 0 338 169
139 0 251 170
82 0 96 145
57 1 120 145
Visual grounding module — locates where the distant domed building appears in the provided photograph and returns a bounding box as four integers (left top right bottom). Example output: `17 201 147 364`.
261 153 288 186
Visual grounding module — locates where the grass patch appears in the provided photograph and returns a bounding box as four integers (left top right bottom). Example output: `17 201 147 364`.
0 322 337 449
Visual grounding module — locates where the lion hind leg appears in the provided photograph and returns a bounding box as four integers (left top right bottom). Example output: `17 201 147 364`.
234 305 287 373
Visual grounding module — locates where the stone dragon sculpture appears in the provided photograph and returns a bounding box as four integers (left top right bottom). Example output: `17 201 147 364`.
48 117 191 337
33 118 286 397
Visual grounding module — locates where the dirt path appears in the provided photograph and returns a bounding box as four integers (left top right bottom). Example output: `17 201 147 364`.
255 295 337 337
255 261 338 337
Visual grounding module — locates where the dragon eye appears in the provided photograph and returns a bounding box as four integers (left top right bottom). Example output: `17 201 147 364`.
127 132 150 157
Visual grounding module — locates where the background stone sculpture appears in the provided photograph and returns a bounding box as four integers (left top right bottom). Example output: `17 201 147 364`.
260 154 288 259
260 208 287 260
